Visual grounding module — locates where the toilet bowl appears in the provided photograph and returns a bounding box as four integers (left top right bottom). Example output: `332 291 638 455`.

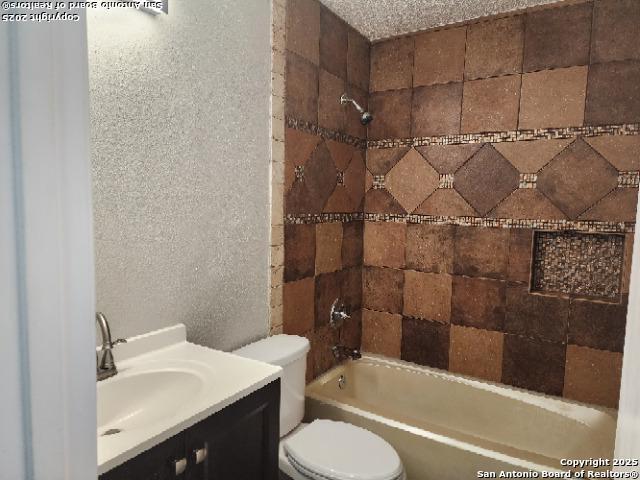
233 335 405 480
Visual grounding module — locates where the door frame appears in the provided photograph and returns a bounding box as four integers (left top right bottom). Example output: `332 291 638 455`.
0 9 97 480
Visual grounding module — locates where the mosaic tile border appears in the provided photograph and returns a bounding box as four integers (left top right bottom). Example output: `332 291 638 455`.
619 171 640 188
285 116 367 149
285 212 635 233
367 123 640 149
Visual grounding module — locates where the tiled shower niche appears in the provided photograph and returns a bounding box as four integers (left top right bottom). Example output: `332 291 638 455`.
532 231 625 300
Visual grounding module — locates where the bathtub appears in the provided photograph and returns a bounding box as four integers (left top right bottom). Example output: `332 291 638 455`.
305 354 617 480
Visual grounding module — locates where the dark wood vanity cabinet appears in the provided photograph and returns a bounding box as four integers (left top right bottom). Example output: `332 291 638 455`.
100 380 280 480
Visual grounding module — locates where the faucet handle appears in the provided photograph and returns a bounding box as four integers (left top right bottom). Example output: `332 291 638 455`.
109 338 127 348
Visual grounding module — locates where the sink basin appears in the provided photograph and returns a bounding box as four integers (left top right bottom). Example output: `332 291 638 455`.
98 369 205 436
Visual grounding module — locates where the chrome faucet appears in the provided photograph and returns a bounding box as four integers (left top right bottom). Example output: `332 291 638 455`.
96 312 127 381
330 299 350 329
332 345 362 361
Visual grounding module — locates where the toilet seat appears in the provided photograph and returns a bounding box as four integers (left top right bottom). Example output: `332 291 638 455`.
283 420 404 480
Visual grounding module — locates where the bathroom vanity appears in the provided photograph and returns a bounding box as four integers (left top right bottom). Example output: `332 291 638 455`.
97 325 282 480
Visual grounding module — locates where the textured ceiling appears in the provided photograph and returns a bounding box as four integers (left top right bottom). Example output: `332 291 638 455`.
318 0 560 41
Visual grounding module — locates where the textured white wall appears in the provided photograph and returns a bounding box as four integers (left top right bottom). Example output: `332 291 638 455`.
88 0 271 350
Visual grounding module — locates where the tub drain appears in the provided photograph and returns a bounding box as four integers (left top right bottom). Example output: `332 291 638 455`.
338 374 346 389
101 429 122 437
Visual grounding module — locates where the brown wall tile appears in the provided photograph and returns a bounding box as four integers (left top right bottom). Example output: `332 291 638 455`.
414 189 477 217
465 16 524 80
519 66 588 129
366 147 409 175
347 29 371 91
309 325 340 377
314 271 342 328
286 0 320 65
417 144 481 174
453 226 510 279
342 221 363 268
363 221 407 269
364 188 406 214
363 266 404 314
403 270 453 323
490 190 568 220
401 317 450 369
283 277 315 335
580 188 639 223
505 287 569 343
413 27 467 87
449 325 504 382
368 89 412 140
452 276 506 331
564 345 622 408
341 267 363 313
362 309 402 357
318 69 346 132
315 222 343 274
585 136 640 172
384 149 439 213
304 142 338 213
502 334 566 396
461 75 521 133
568 298 627 352
536 138 619 219
592 0 640 64
585 61 640 125
406 224 455 274
493 139 573 173
320 6 348 80
412 82 463 137
523 3 592 72
454 145 519 216
285 224 316 281
285 128 321 191
286 52 319 124
340 308 362 349
508 229 533 283
370 37 414 92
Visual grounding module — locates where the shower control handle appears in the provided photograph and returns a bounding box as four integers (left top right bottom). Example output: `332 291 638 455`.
330 298 350 329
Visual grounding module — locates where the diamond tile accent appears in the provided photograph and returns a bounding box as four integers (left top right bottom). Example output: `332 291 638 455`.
519 173 537 189
385 149 440 213
454 145 519 216
493 139 572 173
532 231 624 299
303 142 338 212
439 174 454 189
537 139 619 219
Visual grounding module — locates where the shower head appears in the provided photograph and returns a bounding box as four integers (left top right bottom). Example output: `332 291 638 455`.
340 93 374 126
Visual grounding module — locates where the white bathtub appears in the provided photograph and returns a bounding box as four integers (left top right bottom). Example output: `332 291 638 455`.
305 355 616 480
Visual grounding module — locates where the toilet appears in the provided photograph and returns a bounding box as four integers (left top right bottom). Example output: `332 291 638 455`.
234 335 405 480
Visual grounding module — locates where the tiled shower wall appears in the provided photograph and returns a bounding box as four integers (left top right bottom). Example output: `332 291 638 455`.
280 0 640 406
280 0 369 380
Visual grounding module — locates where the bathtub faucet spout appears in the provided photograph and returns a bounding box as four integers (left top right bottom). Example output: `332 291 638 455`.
332 344 362 361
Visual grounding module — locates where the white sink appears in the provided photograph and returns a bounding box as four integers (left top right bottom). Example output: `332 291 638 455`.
98 368 206 436
97 324 282 476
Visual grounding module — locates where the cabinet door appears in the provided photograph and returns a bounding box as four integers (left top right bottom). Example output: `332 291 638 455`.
99 432 186 480
185 380 281 480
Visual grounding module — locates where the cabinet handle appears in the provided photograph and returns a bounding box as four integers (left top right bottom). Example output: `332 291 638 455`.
173 457 187 476
193 446 208 465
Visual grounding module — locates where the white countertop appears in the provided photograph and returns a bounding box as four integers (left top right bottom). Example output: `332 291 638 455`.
97 325 281 475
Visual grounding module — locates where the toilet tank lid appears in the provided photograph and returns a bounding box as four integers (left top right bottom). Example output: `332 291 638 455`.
233 334 310 366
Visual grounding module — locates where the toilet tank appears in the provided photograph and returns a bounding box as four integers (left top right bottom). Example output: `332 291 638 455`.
233 334 310 437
